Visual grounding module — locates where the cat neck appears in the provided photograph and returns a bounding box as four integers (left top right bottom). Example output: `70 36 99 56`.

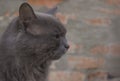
0 54 51 81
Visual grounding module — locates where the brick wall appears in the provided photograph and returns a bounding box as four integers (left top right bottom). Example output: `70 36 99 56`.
48 0 120 81
0 0 120 81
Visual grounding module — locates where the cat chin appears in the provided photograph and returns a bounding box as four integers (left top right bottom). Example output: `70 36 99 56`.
51 53 64 60
51 50 67 60
51 56 62 60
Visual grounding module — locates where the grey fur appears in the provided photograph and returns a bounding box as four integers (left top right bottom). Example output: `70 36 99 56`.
0 3 69 81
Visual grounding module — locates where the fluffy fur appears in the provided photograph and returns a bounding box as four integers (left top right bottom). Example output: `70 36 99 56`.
0 3 69 81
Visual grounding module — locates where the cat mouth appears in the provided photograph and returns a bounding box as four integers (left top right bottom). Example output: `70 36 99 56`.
51 48 68 60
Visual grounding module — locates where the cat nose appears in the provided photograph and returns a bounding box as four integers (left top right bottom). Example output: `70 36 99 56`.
64 44 70 49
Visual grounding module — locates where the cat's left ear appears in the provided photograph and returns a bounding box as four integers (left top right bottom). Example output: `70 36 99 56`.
19 3 36 23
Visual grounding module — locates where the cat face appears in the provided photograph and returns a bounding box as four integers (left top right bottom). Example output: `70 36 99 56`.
17 3 69 60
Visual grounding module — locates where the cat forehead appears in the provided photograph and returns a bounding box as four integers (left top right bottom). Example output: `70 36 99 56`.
34 13 66 34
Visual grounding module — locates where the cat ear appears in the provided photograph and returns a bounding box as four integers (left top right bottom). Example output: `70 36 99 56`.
19 3 36 23
46 6 58 15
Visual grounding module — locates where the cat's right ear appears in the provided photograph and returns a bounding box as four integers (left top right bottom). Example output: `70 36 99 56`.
19 3 36 24
46 6 58 15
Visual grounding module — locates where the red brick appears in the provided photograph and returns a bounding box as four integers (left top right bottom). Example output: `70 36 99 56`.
99 8 120 15
27 0 63 8
67 42 77 53
88 71 107 81
4 11 10 17
85 18 111 26
67 56 104 69
90 45 109 55
90 44 120 55
67 42 83 53
48 71 85 81
106 0 120 5
109 43 120 55
69 72 85 81
55 12 76 24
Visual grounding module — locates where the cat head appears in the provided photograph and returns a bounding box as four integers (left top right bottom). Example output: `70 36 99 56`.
16 3 69 60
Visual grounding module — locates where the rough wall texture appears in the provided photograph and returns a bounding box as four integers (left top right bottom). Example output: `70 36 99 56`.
0 0 120 81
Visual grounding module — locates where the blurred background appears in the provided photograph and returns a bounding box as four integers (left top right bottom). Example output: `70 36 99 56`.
0 0 120 81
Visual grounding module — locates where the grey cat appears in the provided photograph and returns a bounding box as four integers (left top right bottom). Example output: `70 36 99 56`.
0 3 69 81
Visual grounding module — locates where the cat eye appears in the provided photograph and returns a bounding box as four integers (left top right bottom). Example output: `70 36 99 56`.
55 34 60 39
